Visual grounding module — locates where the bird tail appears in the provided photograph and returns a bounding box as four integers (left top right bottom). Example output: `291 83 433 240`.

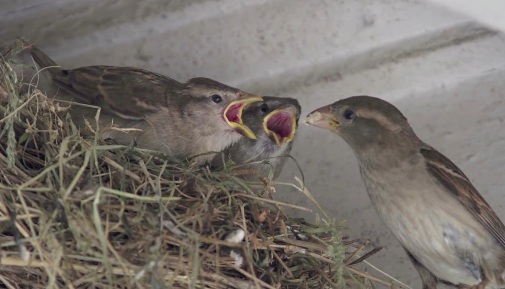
30 45 63 77
29 46 78 102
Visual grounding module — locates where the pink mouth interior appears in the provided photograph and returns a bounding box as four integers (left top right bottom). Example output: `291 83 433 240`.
267 112 293 141
225 103 243 123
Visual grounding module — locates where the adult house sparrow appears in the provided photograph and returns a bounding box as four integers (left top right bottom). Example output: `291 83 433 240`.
212 96 300 180
305 95 505 289
30 46 263 165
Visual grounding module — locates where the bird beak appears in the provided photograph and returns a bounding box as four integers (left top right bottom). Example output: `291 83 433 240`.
224 96 263 139
304 104 340 132
263 107 298 146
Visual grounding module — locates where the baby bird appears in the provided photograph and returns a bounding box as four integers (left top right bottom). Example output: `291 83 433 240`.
30 46 263 165
305 95 505 289
212 96 300 180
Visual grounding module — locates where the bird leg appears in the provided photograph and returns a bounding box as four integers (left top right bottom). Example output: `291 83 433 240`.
404 250 438 289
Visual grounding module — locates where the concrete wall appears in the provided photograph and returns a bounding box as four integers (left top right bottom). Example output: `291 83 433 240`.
2 0 505 287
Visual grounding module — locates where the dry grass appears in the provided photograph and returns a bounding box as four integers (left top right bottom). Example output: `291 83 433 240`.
0 39 407 289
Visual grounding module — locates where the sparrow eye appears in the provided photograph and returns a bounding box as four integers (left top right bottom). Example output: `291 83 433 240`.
210 94 223 103
343 109 355 120
259 103 269 114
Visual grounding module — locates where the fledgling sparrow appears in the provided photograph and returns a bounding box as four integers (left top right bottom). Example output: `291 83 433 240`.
305 95 505 289
212 96 300 180
30 46 263 165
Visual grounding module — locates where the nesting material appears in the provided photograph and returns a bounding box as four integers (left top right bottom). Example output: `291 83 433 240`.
0 40 396 289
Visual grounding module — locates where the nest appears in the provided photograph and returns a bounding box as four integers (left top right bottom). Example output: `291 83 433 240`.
0 40 398 289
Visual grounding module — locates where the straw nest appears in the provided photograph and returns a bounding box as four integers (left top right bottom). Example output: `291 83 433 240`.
0 40 397 289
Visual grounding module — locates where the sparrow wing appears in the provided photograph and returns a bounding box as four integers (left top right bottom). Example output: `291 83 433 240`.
55 66 184 120
421 146 505 248
31 45 184 120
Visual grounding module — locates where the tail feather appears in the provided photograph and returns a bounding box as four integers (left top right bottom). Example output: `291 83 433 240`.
30 45 63 77
29 46 77 102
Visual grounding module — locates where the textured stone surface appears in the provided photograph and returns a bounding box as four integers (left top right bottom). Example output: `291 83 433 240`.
2 0 505 287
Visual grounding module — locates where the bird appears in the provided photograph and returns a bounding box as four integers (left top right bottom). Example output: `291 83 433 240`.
304 95 505 289
29 45 263 165
212 96 300 180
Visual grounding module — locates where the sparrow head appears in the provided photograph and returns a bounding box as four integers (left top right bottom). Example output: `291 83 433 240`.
304 95 418 154
212 96 300 180
242 96 301 147
184 78 263 139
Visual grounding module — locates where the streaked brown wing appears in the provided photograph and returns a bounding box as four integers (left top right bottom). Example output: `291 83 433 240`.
421 146 505 248
54 66 185 120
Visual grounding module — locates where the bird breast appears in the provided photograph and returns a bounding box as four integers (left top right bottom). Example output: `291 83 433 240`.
359 161 503 286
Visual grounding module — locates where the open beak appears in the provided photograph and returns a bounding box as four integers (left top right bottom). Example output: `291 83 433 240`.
304 104 340 132
224 96 263 139
263 107 298 146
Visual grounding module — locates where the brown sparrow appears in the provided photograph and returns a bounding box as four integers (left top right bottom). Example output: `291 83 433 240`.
212 96 300 180
305 95 505 289
30 45 263 165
